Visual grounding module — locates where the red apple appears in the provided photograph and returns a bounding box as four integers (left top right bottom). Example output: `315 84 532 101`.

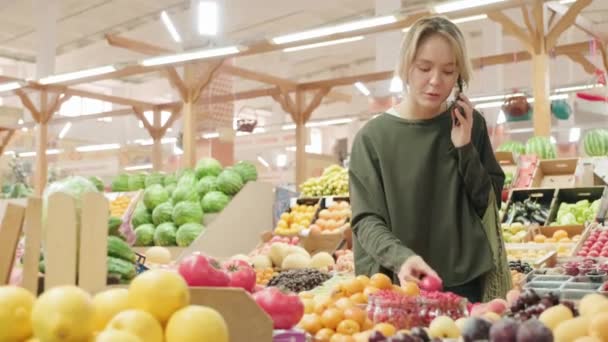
578 251 588 257
601 251 608 257
420 275 443 292
589 251 600 257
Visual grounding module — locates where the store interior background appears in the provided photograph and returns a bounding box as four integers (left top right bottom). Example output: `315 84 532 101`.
0 0 606 188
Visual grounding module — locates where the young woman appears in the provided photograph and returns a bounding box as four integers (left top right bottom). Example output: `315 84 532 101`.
348 16 510 303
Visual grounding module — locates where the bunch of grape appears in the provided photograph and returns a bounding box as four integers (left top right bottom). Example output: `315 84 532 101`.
509 260 533 274
508 289 578 321
300 165 349 197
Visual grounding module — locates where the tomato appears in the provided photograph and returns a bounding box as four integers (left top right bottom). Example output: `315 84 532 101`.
222 259 256 292
178 252 229 287
252 287 304 329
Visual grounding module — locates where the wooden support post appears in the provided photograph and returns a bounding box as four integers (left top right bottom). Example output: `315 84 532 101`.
532 0 551 137
36 91 48 195
152 109 162 171
0 129 16 156
271 88 330 188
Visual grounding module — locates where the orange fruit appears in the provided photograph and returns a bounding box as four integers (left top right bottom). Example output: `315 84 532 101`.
321 308 345 330
401 281 420 297
302 298 315 314
534 234 547 243
316 328 335 341
336 319 361 335
362 318 374 331
315 297 333 315
369 274 393 290
343 279 365 296
355 275 370 288
374 323 396 337
349 293 367 305
363 286 380 299
343 307 366 326
298 314 323 334
330 333 356 342
334 298 355 310
392 285 406 295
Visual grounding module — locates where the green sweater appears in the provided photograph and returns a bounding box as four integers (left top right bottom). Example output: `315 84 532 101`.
349 109 505 287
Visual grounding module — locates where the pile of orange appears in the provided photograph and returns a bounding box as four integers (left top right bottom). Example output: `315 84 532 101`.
255 268 278 285
297 273 420 341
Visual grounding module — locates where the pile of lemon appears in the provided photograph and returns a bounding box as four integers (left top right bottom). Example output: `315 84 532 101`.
0 270 228 342
109 195 132 217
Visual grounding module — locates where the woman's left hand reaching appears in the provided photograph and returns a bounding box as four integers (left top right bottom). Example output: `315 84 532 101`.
451 94 474 148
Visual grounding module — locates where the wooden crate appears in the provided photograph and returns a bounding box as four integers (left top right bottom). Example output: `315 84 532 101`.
531 159 578 188
502 188 557 226
546 186 606 228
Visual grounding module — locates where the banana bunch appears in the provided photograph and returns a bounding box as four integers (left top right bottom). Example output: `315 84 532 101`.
299 164 349 197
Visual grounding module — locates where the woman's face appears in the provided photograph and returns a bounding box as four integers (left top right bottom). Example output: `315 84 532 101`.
407 34 459 112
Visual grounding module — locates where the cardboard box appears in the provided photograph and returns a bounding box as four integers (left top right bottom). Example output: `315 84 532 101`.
532 159 578 188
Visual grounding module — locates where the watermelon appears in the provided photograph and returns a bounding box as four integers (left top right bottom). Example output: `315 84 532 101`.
134 224 155 246
154 222 177 246
583 129 608 156
143 184 170 211
111 174 129 192
163 173 178 186
497 140 525 155
131 206 152 227
195 157 223 179
128 173 146 191
152 202 173 226
232 161 258 183
196 176 218 197
201 191 230 213
145 172 164 188
171 185 200 204
176 223 205 247
216 169 244 196
525 136 557 159
172 201 204 226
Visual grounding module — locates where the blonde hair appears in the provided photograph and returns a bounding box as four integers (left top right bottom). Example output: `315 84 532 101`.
396 15 472 88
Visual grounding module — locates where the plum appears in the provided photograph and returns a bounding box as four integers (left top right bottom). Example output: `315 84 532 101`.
460 317 492 342
410 327 430 342
387 333 418 342
368 330 388 342
489 317 520 342
516 318 554 342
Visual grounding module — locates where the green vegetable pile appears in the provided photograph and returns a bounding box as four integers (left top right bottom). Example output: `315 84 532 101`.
551 199 601 226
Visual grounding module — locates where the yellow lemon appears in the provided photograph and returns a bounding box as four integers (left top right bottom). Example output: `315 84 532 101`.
0 286 36 341
95 329 142 342
92 288 131 331
128 269 189 324
165 305 229 342
106 309 163 342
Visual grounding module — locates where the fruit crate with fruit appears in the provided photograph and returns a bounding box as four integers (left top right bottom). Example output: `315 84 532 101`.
502 188 557 228
299 197 351 255
546 186 606 229
522 269 608 301
273 198 321 237
366 290 468 330
571 223 608 258
506 243 558 268
495 151 520 191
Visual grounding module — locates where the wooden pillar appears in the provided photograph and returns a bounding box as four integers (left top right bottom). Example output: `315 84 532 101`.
532 0 551 137
152 109 162 171
294 92 307 187
36 91 49 195
181 97 196 168
272 87 330 189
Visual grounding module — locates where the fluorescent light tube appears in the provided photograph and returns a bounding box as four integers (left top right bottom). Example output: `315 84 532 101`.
452 14 488 24
283 36 364 52
124 164 153 171
554 84 595 93
282 124 296 130
161 11 182 42
271 15 396 45
3 150 15 156
354 82 371 96
559 0 576 4
0 82 23 92
39 65 117 84
18 119 24 125
202 132 220 139
58 122 72 139
198 1 218 36
141 46 241 67
389 76 403 93
257 156 270 168
549 94 569 100
21 127 28 132
76 143 121 152
470 93 524 102
475 100 505 109
17 149 62 157
434 0 505 14
276 154 287 168
135 137 177 146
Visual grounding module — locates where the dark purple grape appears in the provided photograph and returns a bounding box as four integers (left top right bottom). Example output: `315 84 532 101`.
539 298 554 309
410 327 430 342
369 330 388 342
490 318 520 342
522 289 540 305
516 318 554 342
546 292 560 305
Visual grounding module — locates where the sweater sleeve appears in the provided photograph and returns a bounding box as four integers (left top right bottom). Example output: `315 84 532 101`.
455 114 505 217
349 132 416 273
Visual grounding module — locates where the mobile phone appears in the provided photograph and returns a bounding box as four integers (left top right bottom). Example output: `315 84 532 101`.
454 77 464 126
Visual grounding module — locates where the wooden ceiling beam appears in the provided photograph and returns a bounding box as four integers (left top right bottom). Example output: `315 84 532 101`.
564 51 599 74
105 34 173 55
545 1 607 43
545 0 592 51
298 71 393 90
487 11 536 53
57 87 157 109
